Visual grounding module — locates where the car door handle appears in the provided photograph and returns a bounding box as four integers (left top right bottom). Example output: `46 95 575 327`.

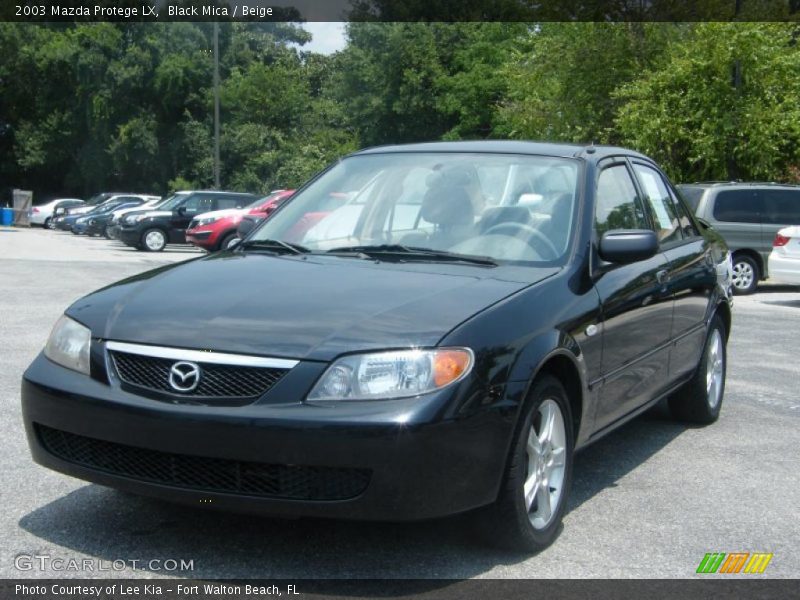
656 269 670 284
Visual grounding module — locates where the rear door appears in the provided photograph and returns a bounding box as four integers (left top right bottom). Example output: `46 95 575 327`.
213 194 252 211
632 161 714 381
592 159 674 431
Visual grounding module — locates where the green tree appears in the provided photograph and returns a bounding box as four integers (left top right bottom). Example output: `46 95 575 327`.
615 23 800 181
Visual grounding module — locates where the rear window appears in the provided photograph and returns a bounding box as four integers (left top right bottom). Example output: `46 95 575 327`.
676 186 705 213
712 190 761 223
761 189 800 225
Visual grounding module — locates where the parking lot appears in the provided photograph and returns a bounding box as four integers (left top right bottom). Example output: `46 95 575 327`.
1 226 798 579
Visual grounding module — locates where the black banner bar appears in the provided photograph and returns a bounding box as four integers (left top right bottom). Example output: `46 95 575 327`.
1 579 798 600
2 0 800 22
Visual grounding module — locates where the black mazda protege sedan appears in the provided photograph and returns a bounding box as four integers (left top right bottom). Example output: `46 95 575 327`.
22 141 732 551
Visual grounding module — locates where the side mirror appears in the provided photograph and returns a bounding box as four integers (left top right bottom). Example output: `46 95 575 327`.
177 206 186 215
695 217 712 231
237 216 261 239
599 229 658 264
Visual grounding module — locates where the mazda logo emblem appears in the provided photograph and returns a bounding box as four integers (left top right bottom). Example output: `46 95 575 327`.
168 361 201 392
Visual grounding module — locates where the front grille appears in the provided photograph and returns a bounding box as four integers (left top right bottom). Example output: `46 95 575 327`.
110 350 287 403
37 425 371 501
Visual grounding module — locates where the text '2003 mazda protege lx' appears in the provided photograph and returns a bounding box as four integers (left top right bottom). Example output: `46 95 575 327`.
22 142 732 551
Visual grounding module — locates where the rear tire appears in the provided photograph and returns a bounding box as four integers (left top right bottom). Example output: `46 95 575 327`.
475 374 574 552
731 254 759 295
669 315 727 425
103 225 112 240
43 217 51 229
141 228 167 252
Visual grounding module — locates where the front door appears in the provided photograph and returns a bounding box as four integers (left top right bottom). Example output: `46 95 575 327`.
592 160 674 432
171 195 214 242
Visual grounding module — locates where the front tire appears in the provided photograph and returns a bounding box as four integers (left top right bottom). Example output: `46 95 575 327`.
141 228 167 252
669 315 727 425
731 254 759 295
476 374 574 552
219 231 239 251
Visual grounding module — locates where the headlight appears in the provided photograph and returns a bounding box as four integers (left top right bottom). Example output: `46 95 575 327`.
44 315 91 375
194 216 218 227
307 348 473 401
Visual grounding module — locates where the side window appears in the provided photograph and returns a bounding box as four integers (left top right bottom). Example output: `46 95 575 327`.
633 163 682 244
595 164 646 235
761 189 800 225
668 186 700 237
181 196 214 215
712 190 760 223
216 197 242 210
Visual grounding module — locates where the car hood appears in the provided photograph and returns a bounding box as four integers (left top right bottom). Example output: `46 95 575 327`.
67 253 556 361
68 206 93 215
192 208 243 221
135 210 173 219
113 203 160 218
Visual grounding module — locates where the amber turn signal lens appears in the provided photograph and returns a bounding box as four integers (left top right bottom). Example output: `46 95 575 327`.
433 350 472 387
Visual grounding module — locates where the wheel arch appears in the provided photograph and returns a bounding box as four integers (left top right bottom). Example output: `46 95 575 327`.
508 336 589 452
714 299 732 341
731 248 764 280
531 352 585 446
217 228 239 250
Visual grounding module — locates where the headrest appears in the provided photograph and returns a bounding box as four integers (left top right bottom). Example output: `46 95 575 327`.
421 186 475 226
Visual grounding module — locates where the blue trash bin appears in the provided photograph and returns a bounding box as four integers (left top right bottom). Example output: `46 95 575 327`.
0 207 13 226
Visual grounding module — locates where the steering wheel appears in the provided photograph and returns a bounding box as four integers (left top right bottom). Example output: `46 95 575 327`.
483 222 559 260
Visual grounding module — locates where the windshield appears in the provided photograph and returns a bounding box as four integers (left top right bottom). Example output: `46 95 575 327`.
252 152 580 263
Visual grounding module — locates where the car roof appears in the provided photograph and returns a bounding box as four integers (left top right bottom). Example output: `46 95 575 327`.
352 140 652 161
678 181 800 189
174 190 257 195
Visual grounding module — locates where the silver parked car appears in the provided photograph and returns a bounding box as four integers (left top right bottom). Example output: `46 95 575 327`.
677 182 800 294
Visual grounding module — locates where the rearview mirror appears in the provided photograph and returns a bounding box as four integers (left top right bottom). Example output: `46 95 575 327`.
599 229 658 264
237 216 261 239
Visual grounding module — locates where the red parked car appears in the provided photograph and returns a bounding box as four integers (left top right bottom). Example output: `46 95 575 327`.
186 190 294 251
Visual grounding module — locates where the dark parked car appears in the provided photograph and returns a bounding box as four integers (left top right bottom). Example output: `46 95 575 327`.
117 190 258 251
61 197 148 235
677 182 800 294
83 199 148 237
22 142 731 551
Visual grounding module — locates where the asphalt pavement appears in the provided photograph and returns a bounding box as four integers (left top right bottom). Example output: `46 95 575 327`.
1 227 798 579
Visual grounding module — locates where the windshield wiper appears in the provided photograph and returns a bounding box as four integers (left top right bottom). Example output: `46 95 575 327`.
326 244 497 267
237 239 310 255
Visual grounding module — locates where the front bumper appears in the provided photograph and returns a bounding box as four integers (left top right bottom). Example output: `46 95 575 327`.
85 221 107 236
22 352 516 521
185 229 216 250
118 226 143 246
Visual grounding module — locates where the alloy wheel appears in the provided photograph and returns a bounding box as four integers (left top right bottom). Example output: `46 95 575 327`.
731 261 754 291
144 230 166 251
705 329 724 409
523 398 567 530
